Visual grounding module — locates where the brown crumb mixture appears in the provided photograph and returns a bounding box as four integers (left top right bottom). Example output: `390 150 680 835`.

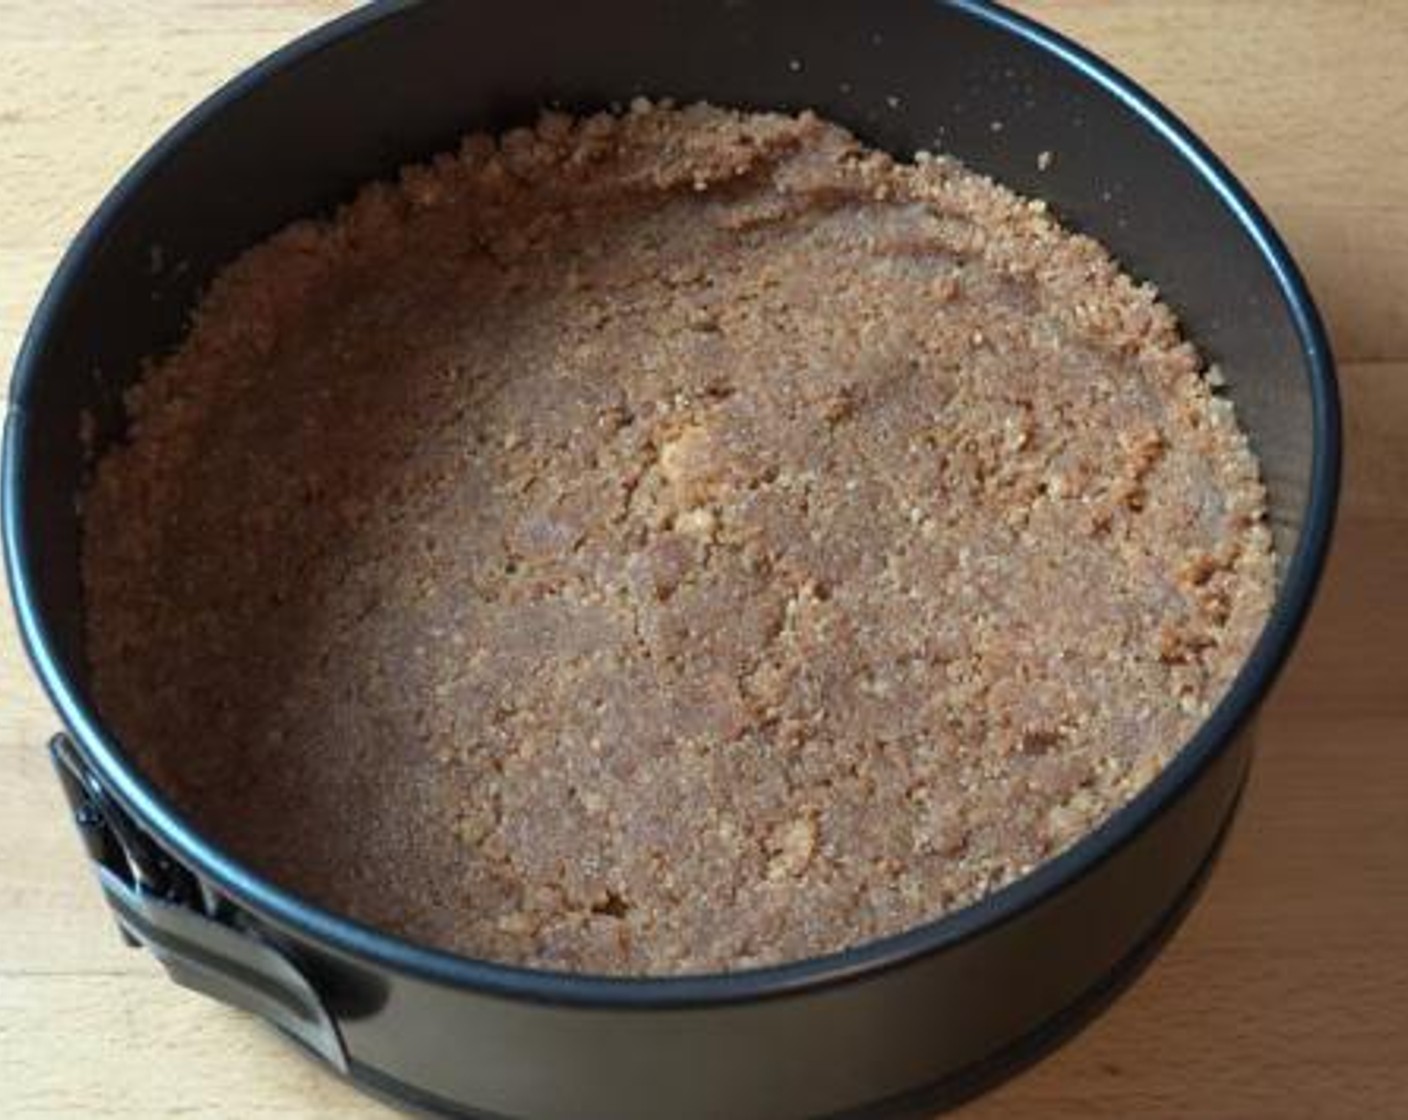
82 103 1275 975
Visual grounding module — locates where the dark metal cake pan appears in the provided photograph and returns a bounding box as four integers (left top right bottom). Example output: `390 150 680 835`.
2 1 1339 1116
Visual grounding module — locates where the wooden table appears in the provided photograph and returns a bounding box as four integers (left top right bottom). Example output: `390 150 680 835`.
2 3 1405 1116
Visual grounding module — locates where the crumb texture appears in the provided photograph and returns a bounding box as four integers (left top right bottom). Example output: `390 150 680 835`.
83 104 1275 975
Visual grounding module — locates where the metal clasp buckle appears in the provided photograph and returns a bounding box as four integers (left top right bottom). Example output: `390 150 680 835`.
48 733 348 1073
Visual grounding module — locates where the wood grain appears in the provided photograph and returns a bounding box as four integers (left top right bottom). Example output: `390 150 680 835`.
1 3 1405 1117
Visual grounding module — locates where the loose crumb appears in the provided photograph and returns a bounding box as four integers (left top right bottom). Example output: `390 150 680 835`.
83 104 1274 977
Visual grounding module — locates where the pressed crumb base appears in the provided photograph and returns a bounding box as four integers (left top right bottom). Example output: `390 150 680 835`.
83 104 1274 975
